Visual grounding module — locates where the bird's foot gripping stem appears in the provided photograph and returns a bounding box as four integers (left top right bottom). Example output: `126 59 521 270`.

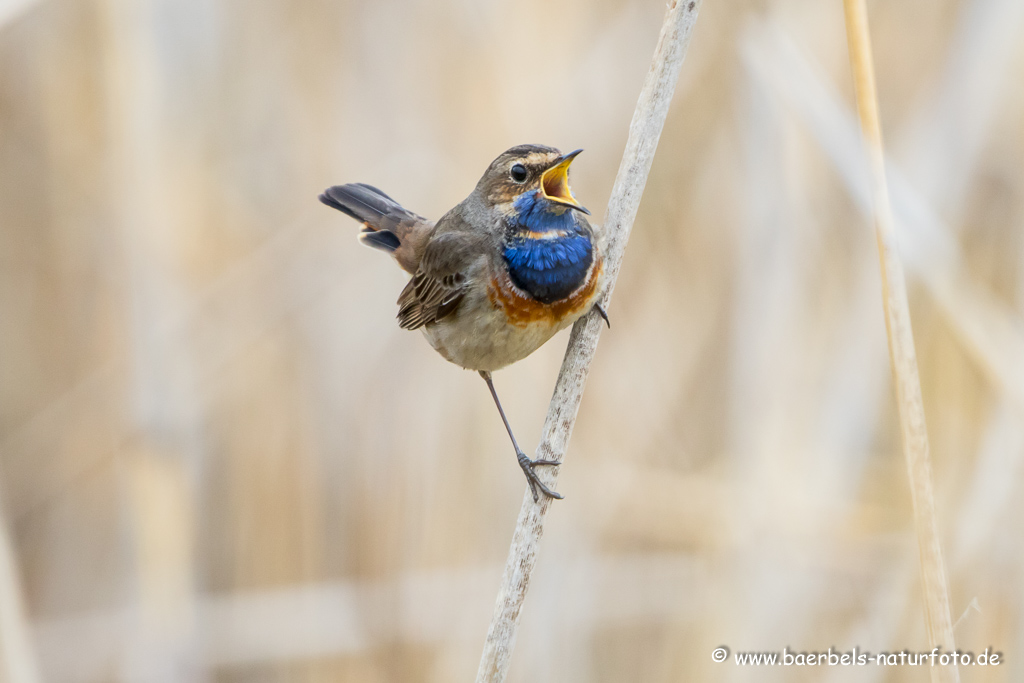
517 450 563 503
480 369 565 503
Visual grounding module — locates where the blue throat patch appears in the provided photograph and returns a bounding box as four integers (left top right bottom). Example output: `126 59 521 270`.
503 192 593 304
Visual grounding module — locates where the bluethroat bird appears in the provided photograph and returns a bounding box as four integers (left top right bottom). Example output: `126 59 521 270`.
319 145 607 501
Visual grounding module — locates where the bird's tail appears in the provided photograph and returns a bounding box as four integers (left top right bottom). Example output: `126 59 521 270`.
319 183 433 274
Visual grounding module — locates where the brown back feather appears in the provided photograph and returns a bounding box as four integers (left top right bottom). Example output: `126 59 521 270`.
396 230 487 330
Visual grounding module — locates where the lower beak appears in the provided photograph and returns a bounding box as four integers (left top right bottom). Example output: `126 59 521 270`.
540 149 590 215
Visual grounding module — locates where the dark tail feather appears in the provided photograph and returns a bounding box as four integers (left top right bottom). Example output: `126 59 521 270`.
358 229 401 252
319 183 434 273
319 183 398 224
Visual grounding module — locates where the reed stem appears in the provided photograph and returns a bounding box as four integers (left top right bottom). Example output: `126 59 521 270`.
842 2 958 681
474 2 704 680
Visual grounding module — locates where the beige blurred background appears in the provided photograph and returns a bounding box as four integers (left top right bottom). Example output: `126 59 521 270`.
1 0 1023 680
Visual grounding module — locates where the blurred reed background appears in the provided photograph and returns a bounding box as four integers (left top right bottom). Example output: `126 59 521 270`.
0 0 1022 680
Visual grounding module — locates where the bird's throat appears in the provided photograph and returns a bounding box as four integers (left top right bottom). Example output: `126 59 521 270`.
503 195 593 304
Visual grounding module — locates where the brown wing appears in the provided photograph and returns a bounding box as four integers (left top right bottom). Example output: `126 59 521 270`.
397 230 487 330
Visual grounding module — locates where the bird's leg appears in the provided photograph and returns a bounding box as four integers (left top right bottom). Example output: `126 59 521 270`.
479 371 563 502
592 302 610 328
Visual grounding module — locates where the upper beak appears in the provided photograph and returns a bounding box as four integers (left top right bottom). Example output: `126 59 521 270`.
540 149 590 215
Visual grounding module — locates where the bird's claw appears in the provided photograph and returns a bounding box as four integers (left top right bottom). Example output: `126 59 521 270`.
593 302 610 328
516 450 563 502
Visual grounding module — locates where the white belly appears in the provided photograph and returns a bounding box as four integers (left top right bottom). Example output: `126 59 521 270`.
420 287 580 372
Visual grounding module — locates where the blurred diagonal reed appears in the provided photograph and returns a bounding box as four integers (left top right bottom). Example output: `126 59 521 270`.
0 488 42 683
475 2 704 681
842 1 958 682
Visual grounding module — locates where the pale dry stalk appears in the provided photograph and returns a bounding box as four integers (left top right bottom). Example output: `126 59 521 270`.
0 489 42 683
474 1 704 681
842 2 959 682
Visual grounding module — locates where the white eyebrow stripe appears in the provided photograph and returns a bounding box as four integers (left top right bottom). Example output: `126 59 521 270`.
521 151 556 168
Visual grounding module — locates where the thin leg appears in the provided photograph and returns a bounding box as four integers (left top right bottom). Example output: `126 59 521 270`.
593 302 610 328
479 371 563 502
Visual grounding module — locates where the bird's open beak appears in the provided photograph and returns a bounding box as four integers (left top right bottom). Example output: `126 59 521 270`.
540 149 590 215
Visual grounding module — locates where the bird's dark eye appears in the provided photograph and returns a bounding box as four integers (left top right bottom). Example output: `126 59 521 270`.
509 163 528 183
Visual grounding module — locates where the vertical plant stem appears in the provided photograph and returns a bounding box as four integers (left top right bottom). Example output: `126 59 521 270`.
474 2 703 681
0 489 42 683
842 2 959 682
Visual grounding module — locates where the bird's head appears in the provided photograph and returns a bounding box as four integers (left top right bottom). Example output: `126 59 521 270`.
476 145 590 222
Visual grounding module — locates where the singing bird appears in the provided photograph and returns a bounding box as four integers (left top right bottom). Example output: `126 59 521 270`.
319 145 607 501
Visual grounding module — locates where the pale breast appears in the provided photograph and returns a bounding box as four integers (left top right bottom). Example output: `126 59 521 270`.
420 253 603 372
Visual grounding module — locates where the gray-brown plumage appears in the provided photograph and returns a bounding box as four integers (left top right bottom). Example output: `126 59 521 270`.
319 145 605 501
318 183 432 273
396 229 488 330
